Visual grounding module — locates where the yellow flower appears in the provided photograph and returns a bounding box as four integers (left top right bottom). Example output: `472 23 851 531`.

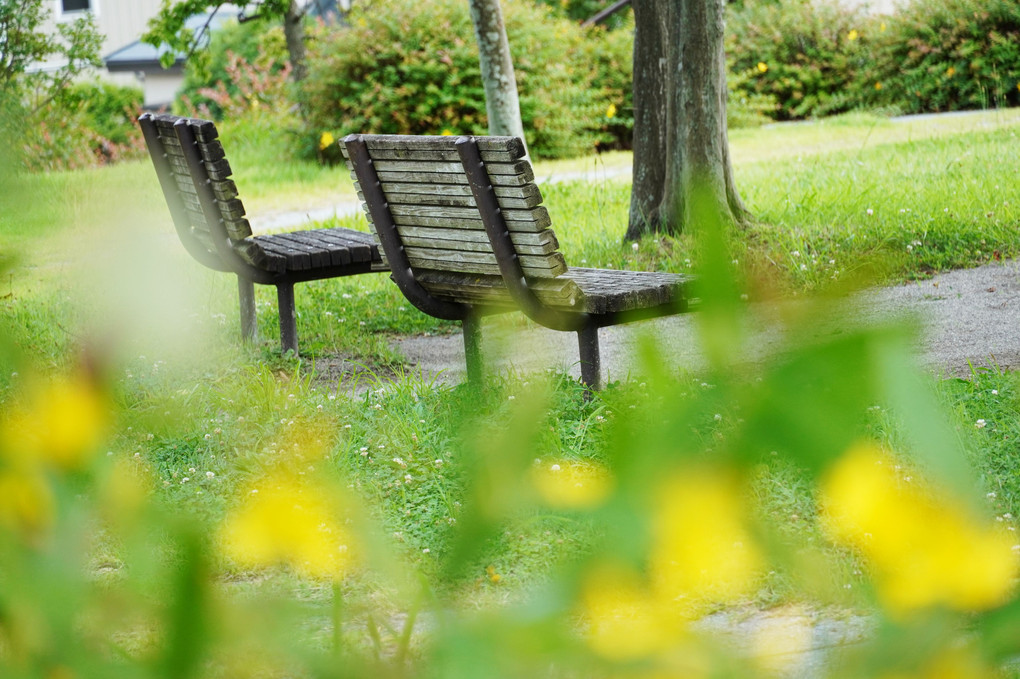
757 62 768 73
946 66 956 77
485 565 501 583
875 82 883 90
219 471 356 580
580 562 683 660
605 103 617 119
847 29 859 42
880 21 887 32
649 467 762 603
441 129 454 136
820 442 1017 616
530 459 612 509
0 373 109 471
318 131 335 151
0 470 54 538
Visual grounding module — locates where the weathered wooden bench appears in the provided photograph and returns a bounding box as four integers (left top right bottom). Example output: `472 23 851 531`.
139 113 384 354
342 134 692 390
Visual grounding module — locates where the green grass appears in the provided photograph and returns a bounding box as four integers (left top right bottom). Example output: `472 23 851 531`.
4 110 1020 674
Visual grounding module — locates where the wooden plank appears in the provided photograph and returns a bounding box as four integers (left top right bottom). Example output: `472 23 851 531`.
406 253 566 278
415 271 580 307
386 204 548 224
354 169 533 187
366 212 549 232
360 189 541 210
369 159 528 176
354 180 541 202
395 226 557 250
342 134 525 158
400 236 555 257
347 148 516 163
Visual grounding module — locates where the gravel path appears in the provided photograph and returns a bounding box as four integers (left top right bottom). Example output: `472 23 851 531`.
392 259 1020 385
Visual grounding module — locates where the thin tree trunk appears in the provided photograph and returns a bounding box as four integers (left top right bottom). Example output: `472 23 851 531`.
467 0 528 154
283 0 307 84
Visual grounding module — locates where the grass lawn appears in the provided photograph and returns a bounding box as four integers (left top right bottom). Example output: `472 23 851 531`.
2 109 1020 676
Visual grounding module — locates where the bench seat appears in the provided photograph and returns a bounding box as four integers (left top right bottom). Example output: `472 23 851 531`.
140 113 384 354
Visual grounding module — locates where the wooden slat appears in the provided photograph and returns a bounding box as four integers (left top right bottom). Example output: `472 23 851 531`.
360 190 541 210
349 148 516 163
354 169 533 187
406 254 566 278
395 226 557 250
342 134 526 159
415 271 581 307
366 212 549 232
354 180 540 202
386 204 547 223
370 159 528 176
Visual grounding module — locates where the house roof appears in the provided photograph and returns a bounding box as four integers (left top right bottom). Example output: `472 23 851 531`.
105 8 239 72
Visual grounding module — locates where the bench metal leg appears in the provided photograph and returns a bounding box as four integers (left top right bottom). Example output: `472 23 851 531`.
238 277 257 343
578 324 601 392
462 314 482 387
277 283 298 355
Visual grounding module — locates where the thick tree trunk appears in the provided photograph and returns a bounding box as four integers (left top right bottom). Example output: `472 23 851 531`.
283 0 307 84
627 0 750 239
467 0 528 154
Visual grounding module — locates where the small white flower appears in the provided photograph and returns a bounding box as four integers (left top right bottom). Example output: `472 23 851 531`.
992 389 999 395
866 208 874 216
550 464 561 472
976 419 987 429
631 242 639 252
422 548 430 554
206 471 215 478
791 250 801 257
714 414 722 421
181 477 190 483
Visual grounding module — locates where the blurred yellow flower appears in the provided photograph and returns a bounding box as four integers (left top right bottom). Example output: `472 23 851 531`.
649 467 762 603
757 62 768 73
318 131 335 151
0 470 54 537
875 82 883 90
605 103 617 119
0 373 109 471
580 562 683 660
441 129 454 136
531 459 612 509
946 66 956 77
880 21 887 32
847 29 859 41
821 442 1017 615
220 471 356 580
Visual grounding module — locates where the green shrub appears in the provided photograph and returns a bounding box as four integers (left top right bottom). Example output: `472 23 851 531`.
178 19 290 119
64 79 143 145
727 0 873 120
864 0 1020 113
301 0 615 160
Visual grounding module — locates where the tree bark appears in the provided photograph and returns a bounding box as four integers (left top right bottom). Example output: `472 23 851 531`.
283 0 308 84
467 0 528 154
626 0 750 240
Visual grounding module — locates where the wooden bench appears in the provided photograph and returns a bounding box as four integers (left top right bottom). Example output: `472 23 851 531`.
342 134 692 390
139 113 384 355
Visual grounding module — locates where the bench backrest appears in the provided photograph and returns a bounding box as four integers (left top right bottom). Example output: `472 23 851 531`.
139 113 252 268
342 134 567 281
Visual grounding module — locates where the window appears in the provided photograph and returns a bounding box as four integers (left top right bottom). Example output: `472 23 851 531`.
60 0 91 13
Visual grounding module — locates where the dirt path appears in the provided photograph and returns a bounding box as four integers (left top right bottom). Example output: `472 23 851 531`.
391 260 1020 385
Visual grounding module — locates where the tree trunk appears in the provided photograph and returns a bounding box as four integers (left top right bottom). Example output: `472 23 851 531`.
626 0 750 240
283 0 308 84
467 0 528 154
